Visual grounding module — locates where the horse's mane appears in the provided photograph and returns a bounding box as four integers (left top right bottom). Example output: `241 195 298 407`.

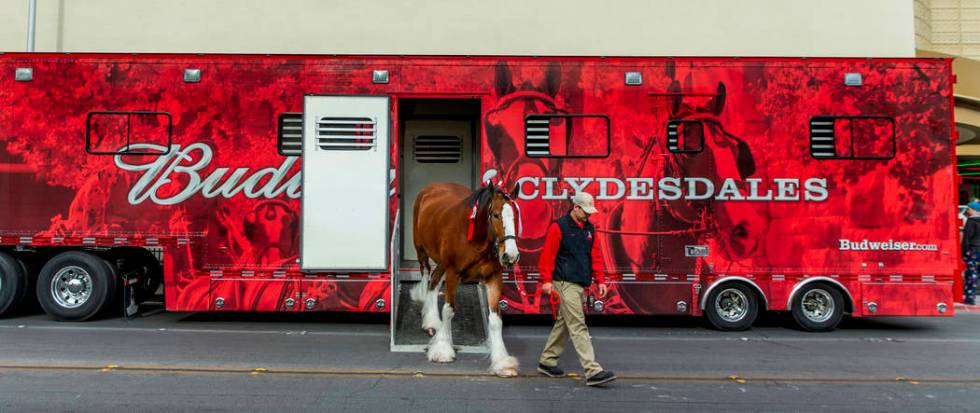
464 185 496 243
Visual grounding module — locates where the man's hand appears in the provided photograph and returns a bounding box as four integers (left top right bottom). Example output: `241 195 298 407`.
541 282 553 296
598 284 607 297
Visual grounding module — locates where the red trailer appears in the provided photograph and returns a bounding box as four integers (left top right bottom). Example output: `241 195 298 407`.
0 53 958 336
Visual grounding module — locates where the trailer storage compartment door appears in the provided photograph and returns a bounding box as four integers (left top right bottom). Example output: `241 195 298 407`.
301 95 390 271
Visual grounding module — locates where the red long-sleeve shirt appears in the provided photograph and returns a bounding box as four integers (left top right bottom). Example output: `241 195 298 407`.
537 217 606 285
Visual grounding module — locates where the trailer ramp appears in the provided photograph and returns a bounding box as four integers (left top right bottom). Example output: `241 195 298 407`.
390 271 489 353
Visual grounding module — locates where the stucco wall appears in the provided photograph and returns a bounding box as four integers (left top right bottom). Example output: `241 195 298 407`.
1 0 915 57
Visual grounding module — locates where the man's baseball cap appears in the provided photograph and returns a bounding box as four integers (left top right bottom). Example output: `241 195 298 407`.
572 192 599 214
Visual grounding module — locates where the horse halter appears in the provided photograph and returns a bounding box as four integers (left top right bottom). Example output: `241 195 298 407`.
486 197 518 260
487 192 519 259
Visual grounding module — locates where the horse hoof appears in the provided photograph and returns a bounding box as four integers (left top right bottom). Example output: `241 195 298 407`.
427 340 456 363
431 354 455 363
425 328 436 337
494 368 519 378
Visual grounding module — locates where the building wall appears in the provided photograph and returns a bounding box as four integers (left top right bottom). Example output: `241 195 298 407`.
916 0 980 60
1 0 915 57
916 0 980 160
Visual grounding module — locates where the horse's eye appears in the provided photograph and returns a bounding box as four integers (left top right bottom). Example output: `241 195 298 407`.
493 213 501 218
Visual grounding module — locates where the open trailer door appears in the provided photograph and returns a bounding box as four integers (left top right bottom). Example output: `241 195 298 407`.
300 95 390 272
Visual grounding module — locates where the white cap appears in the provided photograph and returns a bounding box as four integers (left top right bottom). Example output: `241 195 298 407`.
572 192 598 214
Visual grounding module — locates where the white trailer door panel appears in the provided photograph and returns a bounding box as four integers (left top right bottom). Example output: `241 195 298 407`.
301 95 390 271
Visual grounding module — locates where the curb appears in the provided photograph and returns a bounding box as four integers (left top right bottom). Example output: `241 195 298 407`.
954 303 980 313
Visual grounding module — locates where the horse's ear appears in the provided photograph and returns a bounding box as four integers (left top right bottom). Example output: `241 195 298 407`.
511 181 521 199
544 62 561 97
736 139 756 178
668 80 682 115
494 62 515 97
713 82 726 115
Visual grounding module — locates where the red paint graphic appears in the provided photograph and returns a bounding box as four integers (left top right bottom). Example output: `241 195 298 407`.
0 54 957 316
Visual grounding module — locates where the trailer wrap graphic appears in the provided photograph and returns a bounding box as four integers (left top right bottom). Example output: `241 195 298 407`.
0 55 956 316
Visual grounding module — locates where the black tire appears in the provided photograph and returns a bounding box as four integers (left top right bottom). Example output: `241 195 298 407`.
790 282 845 332
36 251 117 321
704 283 759 331
105 247 162 302
0 251 29 316
11 251 44 312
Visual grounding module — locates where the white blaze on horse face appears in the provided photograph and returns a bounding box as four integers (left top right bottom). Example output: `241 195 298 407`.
501 203 519 262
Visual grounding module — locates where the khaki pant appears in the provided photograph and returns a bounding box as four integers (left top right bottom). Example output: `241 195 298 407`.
539 280 603 377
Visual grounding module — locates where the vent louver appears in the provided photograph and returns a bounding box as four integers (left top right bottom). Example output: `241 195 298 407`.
667 122 680 152
277 113 303 156
666 120 703 153
317 117 376 150
414 135 462 163
809 116 836 158
525 117 551 156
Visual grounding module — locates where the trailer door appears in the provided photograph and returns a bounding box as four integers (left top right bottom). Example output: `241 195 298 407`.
301 95 390 271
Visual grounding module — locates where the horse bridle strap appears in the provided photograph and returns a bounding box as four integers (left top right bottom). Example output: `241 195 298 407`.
486 208 518 259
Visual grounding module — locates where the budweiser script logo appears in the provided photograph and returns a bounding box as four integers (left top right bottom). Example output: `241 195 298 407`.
115 143 302 205
115 143 829 205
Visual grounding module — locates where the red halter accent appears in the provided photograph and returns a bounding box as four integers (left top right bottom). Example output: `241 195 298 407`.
466 203 478 241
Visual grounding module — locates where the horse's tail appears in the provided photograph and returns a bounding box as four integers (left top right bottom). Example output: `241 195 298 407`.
412 188 430 271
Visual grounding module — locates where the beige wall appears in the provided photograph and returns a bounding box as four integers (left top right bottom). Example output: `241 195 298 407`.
1 0 914 57
916 0 980 60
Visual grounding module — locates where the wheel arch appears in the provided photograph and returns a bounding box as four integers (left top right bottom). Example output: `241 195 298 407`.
786 277 854 314
699 276 769 311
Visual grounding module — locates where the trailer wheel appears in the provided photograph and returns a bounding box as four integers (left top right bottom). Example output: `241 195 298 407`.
0 252 29 316
704 283 759 331
36 251 117 321
791 282 844 332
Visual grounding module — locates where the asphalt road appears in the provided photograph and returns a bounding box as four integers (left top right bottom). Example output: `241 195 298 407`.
0 307 978 412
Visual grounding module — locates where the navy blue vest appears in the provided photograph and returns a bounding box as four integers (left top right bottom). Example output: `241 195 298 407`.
553 214 595 286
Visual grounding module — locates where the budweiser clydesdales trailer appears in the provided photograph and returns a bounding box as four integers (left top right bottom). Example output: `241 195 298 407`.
0 53 958 339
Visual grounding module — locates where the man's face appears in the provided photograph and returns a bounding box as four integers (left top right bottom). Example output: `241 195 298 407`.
571 204 591 222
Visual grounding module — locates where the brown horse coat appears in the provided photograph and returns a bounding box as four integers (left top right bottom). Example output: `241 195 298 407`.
411 181 521 376
413 182 509 290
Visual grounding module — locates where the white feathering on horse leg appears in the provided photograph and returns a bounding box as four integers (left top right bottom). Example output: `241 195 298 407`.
488 312 519 377
410 272 430 303
421 280 441 334
427 303 456 363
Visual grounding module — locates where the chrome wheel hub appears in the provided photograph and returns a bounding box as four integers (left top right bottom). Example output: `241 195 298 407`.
801 289 834 323
51 266 92 309
714 288 748 322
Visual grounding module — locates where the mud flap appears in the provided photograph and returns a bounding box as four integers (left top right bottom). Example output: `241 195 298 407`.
122 271 141 320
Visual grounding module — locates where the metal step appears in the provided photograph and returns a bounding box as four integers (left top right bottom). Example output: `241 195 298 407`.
390 279 489 353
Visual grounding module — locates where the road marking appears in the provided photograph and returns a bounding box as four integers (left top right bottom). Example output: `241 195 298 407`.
4 324 980 344
0 364 977 385
0 324 388 337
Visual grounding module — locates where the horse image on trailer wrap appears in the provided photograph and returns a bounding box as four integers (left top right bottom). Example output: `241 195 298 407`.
0 54 958 333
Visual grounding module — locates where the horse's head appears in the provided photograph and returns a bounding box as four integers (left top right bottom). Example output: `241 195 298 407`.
666 113 764 260
484 181 522 266
483 62 568 252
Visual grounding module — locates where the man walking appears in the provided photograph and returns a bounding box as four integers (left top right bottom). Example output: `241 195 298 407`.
962 201 980 305
537 191 616 386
